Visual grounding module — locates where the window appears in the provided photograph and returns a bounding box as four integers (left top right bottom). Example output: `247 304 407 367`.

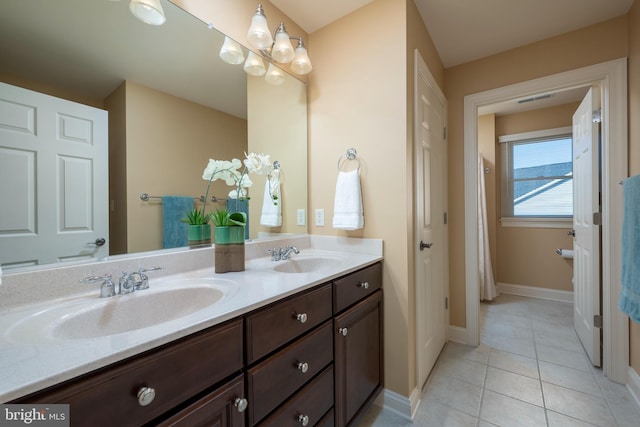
500 128 573 220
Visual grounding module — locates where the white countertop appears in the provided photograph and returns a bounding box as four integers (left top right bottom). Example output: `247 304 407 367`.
0 236 382 402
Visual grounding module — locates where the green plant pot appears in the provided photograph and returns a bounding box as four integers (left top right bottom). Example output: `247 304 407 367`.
188 224 211 247
214 226 245 273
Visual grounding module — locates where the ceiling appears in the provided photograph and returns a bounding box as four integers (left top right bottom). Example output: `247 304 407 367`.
273 0 634 68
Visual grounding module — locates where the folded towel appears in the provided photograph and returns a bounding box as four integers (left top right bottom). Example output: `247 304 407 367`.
332 169 364 230
619 175 640 323
260 172 282 227
162 195 193 248
226 198 249 239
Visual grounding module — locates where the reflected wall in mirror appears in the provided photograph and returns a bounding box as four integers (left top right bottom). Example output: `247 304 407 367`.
0 0 308 273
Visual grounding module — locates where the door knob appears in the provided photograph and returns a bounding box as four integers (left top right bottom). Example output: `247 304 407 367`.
419 241 433 250
88 237 106 246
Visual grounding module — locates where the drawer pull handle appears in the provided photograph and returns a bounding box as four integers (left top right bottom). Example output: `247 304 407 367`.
137 386 156 406
295 313 308 323
297 362 309 373
359 281 370 290
338 327 348 336
298 414 310 426
234 397 248 413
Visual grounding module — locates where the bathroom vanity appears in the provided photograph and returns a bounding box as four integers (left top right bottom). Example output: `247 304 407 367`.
2 237 383 427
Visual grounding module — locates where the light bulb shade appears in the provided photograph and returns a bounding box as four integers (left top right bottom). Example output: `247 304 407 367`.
291 45 312 74
247 13 273 50
244 51 266 76
265 63 285 85
219 37 245 65
271 30 294 63
129 0 166 26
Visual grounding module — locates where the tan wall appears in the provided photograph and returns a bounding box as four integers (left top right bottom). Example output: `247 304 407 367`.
628 0 640 377
247 74 307 238
493 104 577 291
478 114 497 277
124 81 247 253
444 16 628 327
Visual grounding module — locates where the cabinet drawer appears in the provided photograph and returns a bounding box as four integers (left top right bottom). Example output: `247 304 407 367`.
316 408 335 427
157 374 246 427
246 284 332 364
16 319 243 427
247 321 333 425
258 365 334 427
333 263 382 313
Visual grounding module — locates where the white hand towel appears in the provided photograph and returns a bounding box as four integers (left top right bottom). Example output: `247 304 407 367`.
260 173 282 227
332 169 364 230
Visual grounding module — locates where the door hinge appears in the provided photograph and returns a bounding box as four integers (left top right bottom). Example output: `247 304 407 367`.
592 109 602 123
444 212 448 225
593 212 602 226
443 127 447 139
445 297 448 310
594 314 603 328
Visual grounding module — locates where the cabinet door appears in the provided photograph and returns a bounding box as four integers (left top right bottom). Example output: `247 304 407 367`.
157 374 246 427
334 291 383 427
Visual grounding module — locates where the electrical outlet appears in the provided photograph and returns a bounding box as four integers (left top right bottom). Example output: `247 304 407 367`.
315 208 325 226
296 208 306 226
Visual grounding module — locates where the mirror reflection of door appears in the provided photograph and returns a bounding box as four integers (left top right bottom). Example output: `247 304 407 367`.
0 82 109 270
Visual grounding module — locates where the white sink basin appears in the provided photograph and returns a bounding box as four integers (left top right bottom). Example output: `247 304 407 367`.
272 257 342 274
52 286 224 339
6 278 236 341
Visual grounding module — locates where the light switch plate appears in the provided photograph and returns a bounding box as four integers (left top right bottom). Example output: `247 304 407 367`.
296 208 306 226
314 208 325 226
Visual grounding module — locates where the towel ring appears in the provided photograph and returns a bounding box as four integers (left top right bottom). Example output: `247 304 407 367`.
337 148 361 171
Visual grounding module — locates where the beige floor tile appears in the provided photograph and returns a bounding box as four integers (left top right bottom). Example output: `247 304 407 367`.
480 389 547 426
441 341 491 365
543 382 617 426
538 361 602 397
431 356 487 387
412 399 478 427
546 410 598 426
423 373 483 417
488 348 540 379
485 366 544 406
536 343 592 371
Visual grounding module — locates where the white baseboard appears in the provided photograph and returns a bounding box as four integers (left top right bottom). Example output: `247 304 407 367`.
448 325 467 344
628 366 640 409
373 388 416 420
497 282 573 303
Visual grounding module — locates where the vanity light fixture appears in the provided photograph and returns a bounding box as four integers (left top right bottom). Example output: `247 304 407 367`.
129 0 166 26
246 3 312 75
244 51 267 76
219 36 245 65
264 63 286 85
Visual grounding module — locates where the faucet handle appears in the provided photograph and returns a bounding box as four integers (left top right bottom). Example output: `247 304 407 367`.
267 248 281 261
100 274 116 298
136 266 162 290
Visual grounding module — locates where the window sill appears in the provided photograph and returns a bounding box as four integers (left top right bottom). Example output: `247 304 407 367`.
500 217 572 229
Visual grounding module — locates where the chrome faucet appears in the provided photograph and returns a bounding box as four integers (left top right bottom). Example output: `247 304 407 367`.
82 267 162 298
280 246 300 260
80 274 116 298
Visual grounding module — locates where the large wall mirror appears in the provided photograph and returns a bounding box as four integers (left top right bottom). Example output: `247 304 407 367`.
0 0 308 273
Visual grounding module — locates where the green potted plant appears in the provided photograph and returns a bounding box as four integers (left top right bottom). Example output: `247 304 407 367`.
211 209 247 273
181 207 211 247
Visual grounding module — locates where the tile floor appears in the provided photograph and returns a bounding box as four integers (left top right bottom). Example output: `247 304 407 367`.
356 294 640 426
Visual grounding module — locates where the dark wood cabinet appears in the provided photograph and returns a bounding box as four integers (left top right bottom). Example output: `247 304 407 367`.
333 264 383 427
156 374 246 427
11 261 382 427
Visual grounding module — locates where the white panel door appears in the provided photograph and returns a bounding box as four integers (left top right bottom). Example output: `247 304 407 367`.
415 50 448 389
572 87 601 367
0 82 108 269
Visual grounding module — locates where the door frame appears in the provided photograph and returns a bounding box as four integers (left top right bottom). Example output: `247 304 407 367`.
414 49 449 390
463 58 628 383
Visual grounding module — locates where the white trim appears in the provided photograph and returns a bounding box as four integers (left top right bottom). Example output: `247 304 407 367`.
500 217 572 228
447 325 468 344
373 388 416 420
464 58 628 383
627 367 640 409
498 126 573 143
497 282 573 303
